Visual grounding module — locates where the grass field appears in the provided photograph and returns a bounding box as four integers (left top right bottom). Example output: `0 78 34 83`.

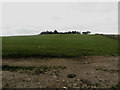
2 34 119 58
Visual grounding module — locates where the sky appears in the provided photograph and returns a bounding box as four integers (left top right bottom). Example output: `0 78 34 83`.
1 2 118 36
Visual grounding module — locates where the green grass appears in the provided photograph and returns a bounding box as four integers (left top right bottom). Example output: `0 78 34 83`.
2 65 66 74
2 65 35 72
2 34 119 58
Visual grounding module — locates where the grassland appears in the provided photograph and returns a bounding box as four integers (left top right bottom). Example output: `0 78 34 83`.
2 34 119 58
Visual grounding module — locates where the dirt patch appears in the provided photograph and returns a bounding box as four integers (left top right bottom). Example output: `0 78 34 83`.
2 56 118 88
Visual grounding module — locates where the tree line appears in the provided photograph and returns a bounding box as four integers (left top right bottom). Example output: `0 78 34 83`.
40 30 91 35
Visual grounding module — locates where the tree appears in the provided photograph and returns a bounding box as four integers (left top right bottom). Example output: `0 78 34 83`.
82 31 91 34
86 31 91 34
54 30 58 34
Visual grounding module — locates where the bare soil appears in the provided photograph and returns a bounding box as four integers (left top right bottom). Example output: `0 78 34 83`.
2 56 118 88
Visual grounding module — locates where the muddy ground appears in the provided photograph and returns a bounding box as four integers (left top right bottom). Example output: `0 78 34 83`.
2 56 119 88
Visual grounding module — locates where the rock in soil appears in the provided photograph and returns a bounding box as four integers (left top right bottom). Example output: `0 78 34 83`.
67 74 76 78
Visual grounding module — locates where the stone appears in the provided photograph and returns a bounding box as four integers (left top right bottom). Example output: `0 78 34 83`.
67 74 76 78
34 68 44 74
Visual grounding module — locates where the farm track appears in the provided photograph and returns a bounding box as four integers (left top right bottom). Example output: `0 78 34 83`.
2 56 119 88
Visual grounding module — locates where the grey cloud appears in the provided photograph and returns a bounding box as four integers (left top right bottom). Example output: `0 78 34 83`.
2 2 118 36
52 16 61 20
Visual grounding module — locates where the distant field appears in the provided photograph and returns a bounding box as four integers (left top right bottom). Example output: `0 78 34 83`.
2 34 119 58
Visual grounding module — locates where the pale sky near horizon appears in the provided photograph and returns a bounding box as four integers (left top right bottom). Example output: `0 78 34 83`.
2 2 118 36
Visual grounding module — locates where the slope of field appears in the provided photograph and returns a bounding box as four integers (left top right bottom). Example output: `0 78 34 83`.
2 34 118 58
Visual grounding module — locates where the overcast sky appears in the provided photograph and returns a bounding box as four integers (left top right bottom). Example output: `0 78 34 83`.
2 2 118 36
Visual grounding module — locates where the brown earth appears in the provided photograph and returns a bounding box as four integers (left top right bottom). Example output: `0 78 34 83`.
2 56 119 88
